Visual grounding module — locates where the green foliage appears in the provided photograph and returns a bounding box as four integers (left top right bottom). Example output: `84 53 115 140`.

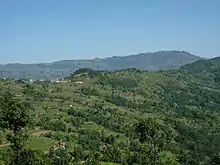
49 148 71 165
135 117 176 164
0 90 31 164
16 147 50 165
78 130 102 150
45 119 68 132
0 90 31 131
211 153 220 165
158 151 180 165
107 77 138 89
214 76 220 85
1 56 220 164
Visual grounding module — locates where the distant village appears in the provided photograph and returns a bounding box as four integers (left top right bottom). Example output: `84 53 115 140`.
0 68 98 84
0 76 83 85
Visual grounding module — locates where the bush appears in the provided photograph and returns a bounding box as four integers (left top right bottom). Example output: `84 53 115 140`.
45 119 68 132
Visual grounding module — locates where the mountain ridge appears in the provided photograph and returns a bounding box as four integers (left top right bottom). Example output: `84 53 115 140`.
0 50 203 80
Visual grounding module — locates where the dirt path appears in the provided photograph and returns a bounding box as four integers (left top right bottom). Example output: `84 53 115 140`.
0 143 9 148
31 130 54 136
0 130 54 148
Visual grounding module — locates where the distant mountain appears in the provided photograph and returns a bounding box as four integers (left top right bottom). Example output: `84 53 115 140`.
0 51 203 80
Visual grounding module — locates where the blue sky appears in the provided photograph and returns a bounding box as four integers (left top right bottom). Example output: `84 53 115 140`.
0 0 219 64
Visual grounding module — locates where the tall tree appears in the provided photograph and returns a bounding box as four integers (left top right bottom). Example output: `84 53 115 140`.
135 117 176 165
0 90 31 165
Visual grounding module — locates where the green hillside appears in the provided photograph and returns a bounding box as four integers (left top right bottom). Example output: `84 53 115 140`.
0 57 220 165
0 51 202 80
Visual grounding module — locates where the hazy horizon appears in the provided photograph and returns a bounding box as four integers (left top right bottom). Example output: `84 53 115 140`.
1 0 219 63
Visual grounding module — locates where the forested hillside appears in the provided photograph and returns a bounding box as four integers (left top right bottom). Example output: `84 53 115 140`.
0 57 220 165
0 51 202 80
